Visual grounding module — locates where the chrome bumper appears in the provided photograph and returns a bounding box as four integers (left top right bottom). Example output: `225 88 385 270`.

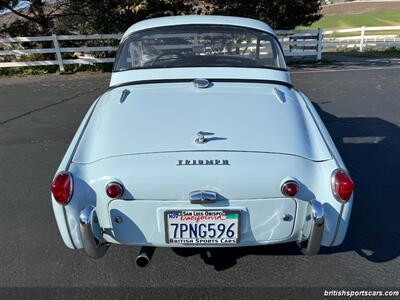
79 206 109 258
299 200 325 255
79 201 324 256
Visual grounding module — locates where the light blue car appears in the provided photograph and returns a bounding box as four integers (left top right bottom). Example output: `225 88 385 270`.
51 16 354 266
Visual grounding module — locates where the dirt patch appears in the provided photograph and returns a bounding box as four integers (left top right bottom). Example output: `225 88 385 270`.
322 1 400 16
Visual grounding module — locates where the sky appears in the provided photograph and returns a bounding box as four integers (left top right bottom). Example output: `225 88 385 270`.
0 1 31 15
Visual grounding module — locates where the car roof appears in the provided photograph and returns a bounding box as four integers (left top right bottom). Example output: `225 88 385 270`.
122 15 275 40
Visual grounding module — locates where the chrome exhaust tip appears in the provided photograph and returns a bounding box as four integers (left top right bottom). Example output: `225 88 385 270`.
136 253 150 267
136 247 154 267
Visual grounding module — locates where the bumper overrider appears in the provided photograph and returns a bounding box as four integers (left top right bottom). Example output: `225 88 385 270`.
298 200 325 255
78 200 325 258
79 205 109 258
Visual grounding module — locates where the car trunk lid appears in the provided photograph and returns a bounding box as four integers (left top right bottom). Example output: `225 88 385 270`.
73 81 331 164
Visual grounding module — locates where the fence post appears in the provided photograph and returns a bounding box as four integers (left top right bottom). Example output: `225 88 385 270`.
51 34 64 72
359 26 366 52
317 28 323 61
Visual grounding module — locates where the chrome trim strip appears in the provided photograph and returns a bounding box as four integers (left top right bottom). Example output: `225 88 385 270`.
330 203 345 247
62 205 77 249
56 171 76 249
108 78 293 91
79 205 109 258
73 149 330 165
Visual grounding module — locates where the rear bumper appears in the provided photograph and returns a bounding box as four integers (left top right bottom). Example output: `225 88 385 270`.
105 198 297 247
80 198 323 251
78 199 323 255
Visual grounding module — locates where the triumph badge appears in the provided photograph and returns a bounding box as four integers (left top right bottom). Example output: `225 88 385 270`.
195 131 214 144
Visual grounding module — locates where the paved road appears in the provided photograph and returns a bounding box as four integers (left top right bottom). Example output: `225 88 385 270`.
0 67 399 289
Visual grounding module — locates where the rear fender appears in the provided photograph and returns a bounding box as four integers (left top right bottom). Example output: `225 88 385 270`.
51 97 100 249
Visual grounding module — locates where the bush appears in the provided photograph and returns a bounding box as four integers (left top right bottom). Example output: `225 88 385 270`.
0 63 112 77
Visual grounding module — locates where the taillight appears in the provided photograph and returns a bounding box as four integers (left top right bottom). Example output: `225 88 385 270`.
106 182 124 199
331 169 354 202
51 171 73 205
281 180 299 197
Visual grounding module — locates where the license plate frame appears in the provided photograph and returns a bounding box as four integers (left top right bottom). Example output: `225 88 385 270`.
164 209 241 245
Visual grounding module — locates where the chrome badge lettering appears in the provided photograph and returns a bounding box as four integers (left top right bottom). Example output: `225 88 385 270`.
177 159 230 166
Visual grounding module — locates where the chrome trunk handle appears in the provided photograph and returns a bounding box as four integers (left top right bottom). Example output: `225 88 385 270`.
189 191 218 204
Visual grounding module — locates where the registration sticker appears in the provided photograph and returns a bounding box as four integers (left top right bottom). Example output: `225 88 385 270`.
165 210 240 245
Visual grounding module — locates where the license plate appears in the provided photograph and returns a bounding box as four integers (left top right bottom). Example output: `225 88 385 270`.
165 210 240 245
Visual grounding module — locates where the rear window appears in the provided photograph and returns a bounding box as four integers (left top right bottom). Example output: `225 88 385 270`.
114 25 286 71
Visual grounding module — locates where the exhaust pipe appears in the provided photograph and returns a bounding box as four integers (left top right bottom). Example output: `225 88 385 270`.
136 247 154 267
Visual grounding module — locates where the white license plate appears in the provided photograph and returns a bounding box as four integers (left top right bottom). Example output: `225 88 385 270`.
165 210 240 245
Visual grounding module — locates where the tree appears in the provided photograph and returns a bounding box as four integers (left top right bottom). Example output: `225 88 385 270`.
65 0 321 33
205 0 322 29
65 0 205 34
0 0 71 35
0 0 204 36
1 0 322 36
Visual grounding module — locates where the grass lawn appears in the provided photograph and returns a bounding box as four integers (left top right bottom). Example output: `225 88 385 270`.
299 9 400 30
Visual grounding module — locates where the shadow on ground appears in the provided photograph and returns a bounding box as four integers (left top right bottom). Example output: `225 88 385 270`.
172 102 400 271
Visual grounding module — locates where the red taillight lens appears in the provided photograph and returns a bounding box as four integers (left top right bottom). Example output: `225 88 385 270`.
281 180 299 197
106 182 124 199
51 171 73 205
331 169 354 202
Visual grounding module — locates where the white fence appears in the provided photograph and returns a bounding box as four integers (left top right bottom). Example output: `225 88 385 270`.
0 34 122 72
2 26 399 71
323 26 400 52
276 29 323 60
0 30 323 71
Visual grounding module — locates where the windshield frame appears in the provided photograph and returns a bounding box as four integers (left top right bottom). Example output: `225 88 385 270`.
113 24 287 73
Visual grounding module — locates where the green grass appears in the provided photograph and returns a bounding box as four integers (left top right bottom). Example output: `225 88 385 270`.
299 9 400 30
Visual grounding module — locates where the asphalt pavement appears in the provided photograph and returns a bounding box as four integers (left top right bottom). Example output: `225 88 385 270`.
0 65 399 292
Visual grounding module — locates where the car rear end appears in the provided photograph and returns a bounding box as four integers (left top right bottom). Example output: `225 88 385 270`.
53 150 352 255
51 81 353 258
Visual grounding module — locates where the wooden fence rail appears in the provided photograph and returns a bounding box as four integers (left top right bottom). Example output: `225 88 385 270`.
0 30 322 71
323 26 400 52
0 34 122 71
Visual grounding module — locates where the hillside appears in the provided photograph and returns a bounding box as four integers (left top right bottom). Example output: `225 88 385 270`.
302 1 400 29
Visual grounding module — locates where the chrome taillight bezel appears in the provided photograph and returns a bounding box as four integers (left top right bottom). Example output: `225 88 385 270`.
331 169 354 203
281 180 299 197
105 181 124 199
51 171 74 205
